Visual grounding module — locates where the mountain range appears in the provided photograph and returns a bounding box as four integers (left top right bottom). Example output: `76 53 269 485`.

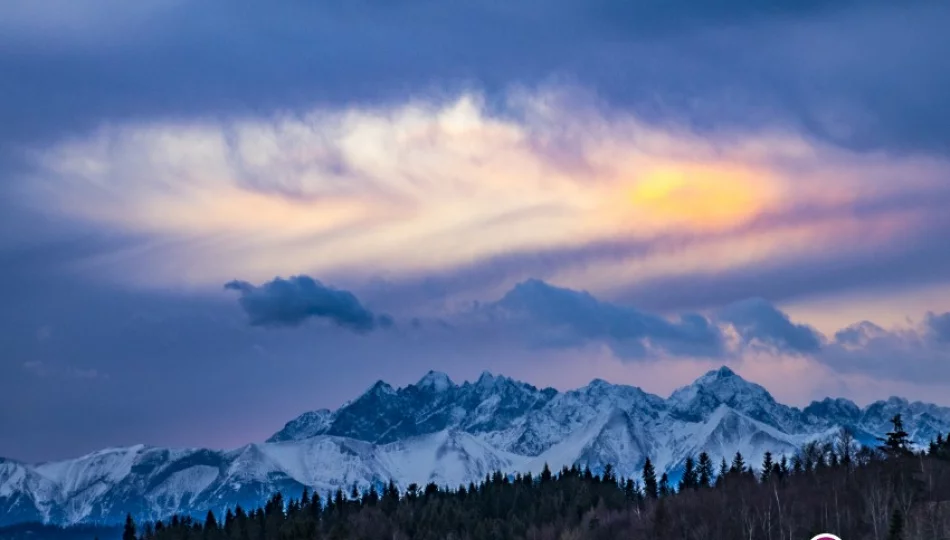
3 366 950 527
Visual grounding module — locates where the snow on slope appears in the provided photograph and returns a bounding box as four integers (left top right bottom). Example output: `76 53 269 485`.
3 366 950 526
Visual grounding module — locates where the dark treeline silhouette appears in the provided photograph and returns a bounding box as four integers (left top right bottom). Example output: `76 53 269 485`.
0 523 120 540
38 415 950 540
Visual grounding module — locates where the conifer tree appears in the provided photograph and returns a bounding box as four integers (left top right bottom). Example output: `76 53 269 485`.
203 510 218 540
204 510 218 531
760 451 774 483
122 514 137 540
792 455 803 475
541 463 553 483
730 451 745 474
623 478 638 501
658 473 671 497
679 456 698 491
716 457 729 486
366 484 380 506
697 452 713 488
880 414 912 457
602 463 615 484
642 457 658 499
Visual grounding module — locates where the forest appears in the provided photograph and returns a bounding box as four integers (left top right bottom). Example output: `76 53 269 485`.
13 415 950 540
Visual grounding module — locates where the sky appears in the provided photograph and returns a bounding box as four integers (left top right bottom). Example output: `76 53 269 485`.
2 0 950 463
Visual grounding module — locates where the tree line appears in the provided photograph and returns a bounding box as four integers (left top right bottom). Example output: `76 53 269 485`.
104 414 950 540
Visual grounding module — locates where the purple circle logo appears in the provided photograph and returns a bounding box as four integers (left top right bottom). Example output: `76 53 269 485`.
810 535 842 540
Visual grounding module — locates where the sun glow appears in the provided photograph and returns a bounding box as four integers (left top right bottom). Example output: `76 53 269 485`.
625 163 779 230
17 89 946 290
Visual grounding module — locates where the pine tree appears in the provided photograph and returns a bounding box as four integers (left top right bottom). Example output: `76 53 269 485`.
203 510 218 540
602 463 615 485
697 452 713 488
678 456 698 491
716 457 729 486
122 514 137 540
205 510 218 530
623 478 638 501
760 451 774 483
888 508 905 540
730 451 746 474
642 457 658 499
541 463 553 483
658 473 671 497
366 483 380 506
792 455 803 475
880 414 912 457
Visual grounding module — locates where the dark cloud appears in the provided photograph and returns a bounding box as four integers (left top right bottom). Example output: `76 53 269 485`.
818 315 950 383
833 321 888 347
224 276 390 333
1 0 948 155
487 279 724 359
717 297 823 354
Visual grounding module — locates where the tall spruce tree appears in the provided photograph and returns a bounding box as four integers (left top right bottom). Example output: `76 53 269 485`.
697 452 713 488
122 514 136 540
730 451 746 474
880 414 912 457
658 473 671 497
716 457 729 486
678 456 698 491
204 510 218 531
602 463 615 485
642 457 658 499
760 451 774 483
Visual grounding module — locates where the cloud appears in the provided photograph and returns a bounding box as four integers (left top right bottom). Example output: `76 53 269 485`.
482 279 724 359
224 275 390 333
926 311 950 343
717 297 823 354
833 320 888 347
438 280 950 389
2 0 948 157
13 84 950 312
816 315 950 383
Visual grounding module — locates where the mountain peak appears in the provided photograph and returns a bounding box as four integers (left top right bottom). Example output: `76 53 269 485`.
416 370 455 392
364 380 396 397
668 365 784 425
683 366 766 398
477 370 496 384
699 365 738 382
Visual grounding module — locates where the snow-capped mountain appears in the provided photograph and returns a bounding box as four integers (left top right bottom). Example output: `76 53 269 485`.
3 366 950 526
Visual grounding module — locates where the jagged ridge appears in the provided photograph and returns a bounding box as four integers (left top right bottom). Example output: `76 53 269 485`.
3 367 950 526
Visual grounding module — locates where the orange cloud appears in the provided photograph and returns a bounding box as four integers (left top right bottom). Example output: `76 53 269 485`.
621 162 782 232
15 89 950 293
